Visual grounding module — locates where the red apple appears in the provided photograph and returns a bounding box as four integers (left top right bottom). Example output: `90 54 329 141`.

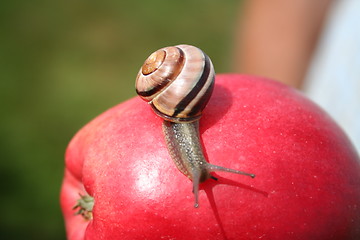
60 74 360 240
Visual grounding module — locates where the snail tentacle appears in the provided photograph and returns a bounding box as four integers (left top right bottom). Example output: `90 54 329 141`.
206 164 256 178
192 169 201 208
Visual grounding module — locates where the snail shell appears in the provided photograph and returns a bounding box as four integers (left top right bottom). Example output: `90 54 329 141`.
135 44 215 123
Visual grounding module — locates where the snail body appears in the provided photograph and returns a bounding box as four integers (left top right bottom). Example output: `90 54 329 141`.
136 45 255 208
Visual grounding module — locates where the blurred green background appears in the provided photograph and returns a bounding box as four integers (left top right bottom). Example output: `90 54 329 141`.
0 0 243 239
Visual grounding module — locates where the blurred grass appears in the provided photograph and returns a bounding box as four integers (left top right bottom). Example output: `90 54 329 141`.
0 0 242 239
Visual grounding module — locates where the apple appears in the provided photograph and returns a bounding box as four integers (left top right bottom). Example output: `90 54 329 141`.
60 74 360 240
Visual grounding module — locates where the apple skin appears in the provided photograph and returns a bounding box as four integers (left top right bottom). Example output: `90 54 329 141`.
60 74 360 240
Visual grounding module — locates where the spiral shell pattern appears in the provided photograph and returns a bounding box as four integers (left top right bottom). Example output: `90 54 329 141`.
135 44 215 123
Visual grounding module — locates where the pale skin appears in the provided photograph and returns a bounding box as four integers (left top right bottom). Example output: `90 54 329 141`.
234 0 333 89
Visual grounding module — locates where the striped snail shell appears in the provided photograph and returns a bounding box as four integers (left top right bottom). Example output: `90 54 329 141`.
135 44 215 123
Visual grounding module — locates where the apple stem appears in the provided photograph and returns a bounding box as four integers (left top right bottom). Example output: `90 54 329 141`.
73 193 94 220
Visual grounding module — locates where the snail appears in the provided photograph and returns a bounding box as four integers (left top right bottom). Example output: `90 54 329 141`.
135 44 255 208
